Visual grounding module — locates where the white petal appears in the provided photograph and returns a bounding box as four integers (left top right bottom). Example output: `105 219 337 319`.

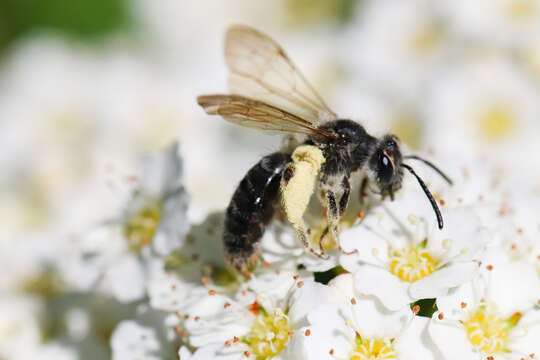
111 321 160 360
339 225 389 271
428 315 480 360
106 255 146 302
288 281 334 326
508 309 540 357
394 317 437 360
353 265 412 311
409 261 479 300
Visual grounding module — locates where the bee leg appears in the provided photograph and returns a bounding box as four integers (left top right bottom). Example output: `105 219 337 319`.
339 176 350 216
358 177 369 204
324 190 341 246
280 146 329 260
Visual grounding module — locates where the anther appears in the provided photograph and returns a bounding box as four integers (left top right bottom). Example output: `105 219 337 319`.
297 281 304 288
413 305 420 314
293 274 300 280
351 298 357 305
486 265 493 271
305 329 311 336
329 348 334 355
461 302 467 308
201 277 208 286
244 350 250 357
224 302 231 309
208 289 216 296
438 312 444 320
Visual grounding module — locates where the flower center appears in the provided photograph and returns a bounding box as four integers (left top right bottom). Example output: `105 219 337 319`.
410 23 444 56
351 336 396 360
123 201 163 253
505 0 536 20
463 305 518 354
243 308 290 358
389 247 437 282
478 105 516 142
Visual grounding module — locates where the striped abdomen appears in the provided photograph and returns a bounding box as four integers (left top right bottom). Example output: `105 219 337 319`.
224 152 290 269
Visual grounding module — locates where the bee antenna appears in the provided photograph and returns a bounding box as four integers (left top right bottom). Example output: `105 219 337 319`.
403 155 453 185
401 163 444 230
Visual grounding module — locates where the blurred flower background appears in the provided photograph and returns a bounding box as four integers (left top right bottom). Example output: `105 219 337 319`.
1 0 539 359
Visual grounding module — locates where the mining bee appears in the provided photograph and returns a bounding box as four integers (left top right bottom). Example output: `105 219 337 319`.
197 25 452 270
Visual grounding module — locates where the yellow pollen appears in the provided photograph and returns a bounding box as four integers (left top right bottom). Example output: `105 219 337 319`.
389 247 437 282
478 105 516 142
351 336 396 360
123 201 163 253
464 305 517 354
243 308 290 358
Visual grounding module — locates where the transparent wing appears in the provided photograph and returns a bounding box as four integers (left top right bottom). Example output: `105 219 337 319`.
225 24 338 125
197 94 336 140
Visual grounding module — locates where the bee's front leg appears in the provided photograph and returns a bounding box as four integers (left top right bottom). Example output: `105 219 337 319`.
319 175 357 255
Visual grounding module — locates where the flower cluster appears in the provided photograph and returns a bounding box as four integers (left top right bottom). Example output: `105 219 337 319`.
2 0 540 359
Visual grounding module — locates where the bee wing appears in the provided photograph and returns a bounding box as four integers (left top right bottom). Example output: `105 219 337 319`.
197 94 337 140
225 24 338 126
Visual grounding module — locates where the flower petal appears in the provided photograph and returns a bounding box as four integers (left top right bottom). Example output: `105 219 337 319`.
353 265 411 311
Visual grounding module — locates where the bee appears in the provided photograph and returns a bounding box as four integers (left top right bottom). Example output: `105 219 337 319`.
197 25 452 270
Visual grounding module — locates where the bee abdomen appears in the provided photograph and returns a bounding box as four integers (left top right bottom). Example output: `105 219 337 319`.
224 152 290 269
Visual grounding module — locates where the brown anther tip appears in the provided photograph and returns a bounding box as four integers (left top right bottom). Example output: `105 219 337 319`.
201 277 208 286
184 314 189 320
486 265 493 271
194 316 200 321
478 261 482 267
288 331 294 337
233 336 240 343
293 274 300 280
511 243 517 250
171 284 177 290
357 211 365 219
175 311 182 317
438 312 444 320
305 329 311 336
208 289 216 296
351 298 357 305
275 269 281 275
297 281 304 288
461 302 467 308
306 228 312 235
263 261 270 268
412 305 420 314
487 356 494 360
244 350 250 357
224 302 231 309
530 353 535 358
244 271 252 278
329 349 334 355
174 326 182 334
439 199 445 206
225 339 232 347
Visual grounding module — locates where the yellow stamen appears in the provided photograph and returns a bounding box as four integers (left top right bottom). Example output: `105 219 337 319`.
389 247 437 282
243 308 290 358
123 201 163 253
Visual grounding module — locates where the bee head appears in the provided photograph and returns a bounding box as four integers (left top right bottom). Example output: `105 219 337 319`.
369 134 403 200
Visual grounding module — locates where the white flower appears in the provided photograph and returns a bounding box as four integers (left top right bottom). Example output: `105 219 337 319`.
177 270 322 359
343 0 450 99
0 295 44 360
424 57 540 186
77 141 189 302
439 0 540 49
429 269 540 359
339 189 488 311
295 274 437 360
